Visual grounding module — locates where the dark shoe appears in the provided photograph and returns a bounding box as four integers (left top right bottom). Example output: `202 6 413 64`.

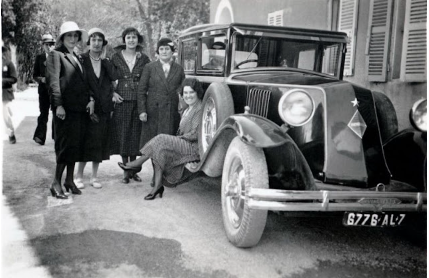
118 162 142 173
64 183 82 195
9 135 16 144
50 183 67 199
34 137 44 145
144 186 164 200
132 174 142 182
121 177 130 184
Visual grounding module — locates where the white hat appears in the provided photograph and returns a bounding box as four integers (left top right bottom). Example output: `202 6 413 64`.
56 21 88 44
41 34 55 43
87 28 108 46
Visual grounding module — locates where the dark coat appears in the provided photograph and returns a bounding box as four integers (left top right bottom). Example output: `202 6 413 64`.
47 45 92 163
2 59 17 102
110 48 151 156
47 45 92 112
80 52 118 162
137 60 185 148
33 53 49 93
81 53 117 114
111 50 150 101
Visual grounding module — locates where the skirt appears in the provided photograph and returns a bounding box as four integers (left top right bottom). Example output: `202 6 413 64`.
110 100 142 156
54 111 87 164
140 134 200 187
80 112 111 162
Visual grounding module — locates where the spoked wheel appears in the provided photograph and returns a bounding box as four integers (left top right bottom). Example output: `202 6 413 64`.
198 82 234 158
201 97 217 152
222 137 268 248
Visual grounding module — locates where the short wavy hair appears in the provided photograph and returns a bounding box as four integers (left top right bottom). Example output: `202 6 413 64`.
179 78 204 100
121 27 144 44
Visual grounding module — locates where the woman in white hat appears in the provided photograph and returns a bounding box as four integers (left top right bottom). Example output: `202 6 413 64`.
47 21 93 199
75 28 118 189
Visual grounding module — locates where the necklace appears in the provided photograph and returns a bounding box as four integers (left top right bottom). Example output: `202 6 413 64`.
89 54 101 61
122 50 136 64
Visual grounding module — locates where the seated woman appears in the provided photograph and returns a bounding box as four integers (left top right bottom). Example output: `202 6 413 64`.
118 78 204 200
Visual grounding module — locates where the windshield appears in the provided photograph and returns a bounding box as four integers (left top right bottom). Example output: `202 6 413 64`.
233 33 343 77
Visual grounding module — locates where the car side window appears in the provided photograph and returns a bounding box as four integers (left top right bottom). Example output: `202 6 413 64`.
199 36 226 71
182 39 197 73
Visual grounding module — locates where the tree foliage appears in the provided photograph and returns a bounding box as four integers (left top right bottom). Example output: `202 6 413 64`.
1 0 210 84
2 0 52 84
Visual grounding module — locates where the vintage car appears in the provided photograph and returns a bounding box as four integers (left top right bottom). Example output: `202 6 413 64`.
177 23 427 247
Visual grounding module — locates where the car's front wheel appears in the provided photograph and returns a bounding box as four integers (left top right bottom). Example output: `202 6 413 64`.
222 137 268 248
198 82 234 158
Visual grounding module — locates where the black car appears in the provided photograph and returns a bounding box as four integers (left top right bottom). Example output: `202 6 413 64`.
177 23 427 247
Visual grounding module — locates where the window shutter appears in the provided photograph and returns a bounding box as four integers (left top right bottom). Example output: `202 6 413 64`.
338 0 358 76
401 0 427 82
268 10 283 26
366 0 393 82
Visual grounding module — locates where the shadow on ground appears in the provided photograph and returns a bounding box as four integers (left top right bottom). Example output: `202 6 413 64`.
30 229 234 278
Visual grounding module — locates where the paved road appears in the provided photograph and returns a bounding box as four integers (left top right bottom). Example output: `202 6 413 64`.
2 88 427 278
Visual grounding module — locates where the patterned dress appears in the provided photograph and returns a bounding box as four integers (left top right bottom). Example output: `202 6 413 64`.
110 48 150 156
140 101 202 187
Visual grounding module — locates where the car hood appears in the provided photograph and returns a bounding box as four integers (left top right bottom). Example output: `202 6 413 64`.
231 71 339 86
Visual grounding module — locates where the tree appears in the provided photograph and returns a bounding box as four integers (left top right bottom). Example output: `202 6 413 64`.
1 0 210 85
2 0 52 85
133 0 210 58
46 0 209 58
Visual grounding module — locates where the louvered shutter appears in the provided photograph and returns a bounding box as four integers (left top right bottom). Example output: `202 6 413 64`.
401 0 427 82
366 0 393 82
268 10 283 26
338 0 358 76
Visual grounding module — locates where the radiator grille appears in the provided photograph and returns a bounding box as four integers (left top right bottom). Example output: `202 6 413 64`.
246 88 271 117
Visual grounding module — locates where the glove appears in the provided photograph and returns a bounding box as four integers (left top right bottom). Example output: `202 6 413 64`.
90 113 100 123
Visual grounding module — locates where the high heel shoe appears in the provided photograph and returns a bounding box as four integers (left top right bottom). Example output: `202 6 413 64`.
144 186 164 200
64 182 82 195
132 174 142 182
118 162 142 173
50 183 68 199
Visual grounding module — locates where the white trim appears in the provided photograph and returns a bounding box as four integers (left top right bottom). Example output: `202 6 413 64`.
215 0 234 23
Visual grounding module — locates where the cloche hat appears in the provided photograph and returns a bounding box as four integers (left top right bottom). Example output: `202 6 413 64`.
56 21 88 44
156 37 175 54
41 34 55 44
87 28 108 46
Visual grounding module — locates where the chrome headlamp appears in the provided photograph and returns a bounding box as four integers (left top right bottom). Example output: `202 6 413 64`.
278 89 315 126
410 98 427 132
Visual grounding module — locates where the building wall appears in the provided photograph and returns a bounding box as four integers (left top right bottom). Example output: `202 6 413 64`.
210 0 427 130
210 0 332 30
344 0 427 130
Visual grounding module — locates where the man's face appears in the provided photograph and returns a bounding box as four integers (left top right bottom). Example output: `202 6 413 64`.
43 43 55 54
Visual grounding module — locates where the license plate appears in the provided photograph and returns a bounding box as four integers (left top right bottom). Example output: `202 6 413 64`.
343 212 406 227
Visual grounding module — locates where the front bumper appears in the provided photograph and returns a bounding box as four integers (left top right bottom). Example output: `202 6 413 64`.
247 189 427 212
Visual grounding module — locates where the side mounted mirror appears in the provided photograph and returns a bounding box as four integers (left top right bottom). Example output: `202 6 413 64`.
410 99 427 132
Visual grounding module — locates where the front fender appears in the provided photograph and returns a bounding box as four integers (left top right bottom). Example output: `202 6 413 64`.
197 114 290 177
383 129 427 191
220 114 290 147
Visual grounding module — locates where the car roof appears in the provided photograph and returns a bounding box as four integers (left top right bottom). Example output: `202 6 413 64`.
180 22 348 42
